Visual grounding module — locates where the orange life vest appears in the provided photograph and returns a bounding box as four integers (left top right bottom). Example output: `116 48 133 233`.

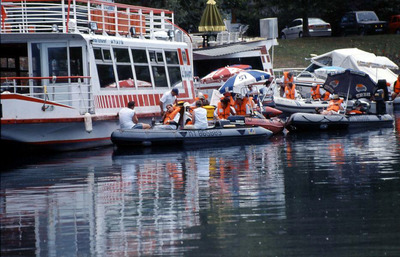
217 102 232 119
394 78 400 94
234 98 249 115
348 109 363 115
283 71 294 87
327 99 343 112
311 85 322 100
284 85 296 99
323 91 331 101
163 107 180 124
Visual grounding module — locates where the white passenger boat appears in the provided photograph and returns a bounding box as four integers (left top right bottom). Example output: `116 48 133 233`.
0 0 195 150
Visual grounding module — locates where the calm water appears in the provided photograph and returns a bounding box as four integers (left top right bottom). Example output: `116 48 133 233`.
1 112 400 257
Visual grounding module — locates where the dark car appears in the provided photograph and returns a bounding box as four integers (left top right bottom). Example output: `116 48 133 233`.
339 11 387 35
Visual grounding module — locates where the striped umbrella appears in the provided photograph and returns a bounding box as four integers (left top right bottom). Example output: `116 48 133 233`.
198 0 226 32
219 70 271 94
200 64 252 84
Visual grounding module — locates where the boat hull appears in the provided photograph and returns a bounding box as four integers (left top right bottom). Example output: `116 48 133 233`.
286 112 394 131
1 118 119 151
245 117 285 134
111 126 273 147
274 97 329 114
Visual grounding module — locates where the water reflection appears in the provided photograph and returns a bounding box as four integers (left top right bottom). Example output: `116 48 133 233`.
1 112 400 257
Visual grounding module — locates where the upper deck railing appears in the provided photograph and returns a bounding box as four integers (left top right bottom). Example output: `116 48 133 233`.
0 0 183 40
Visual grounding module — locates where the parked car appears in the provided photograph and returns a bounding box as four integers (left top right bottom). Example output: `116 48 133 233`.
280 18 331 39
388 14 400 34
339 11 387 35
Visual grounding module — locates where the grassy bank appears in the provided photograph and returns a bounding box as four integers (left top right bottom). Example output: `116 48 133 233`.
272 35 399 69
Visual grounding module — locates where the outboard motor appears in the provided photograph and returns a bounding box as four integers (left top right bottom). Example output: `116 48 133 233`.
374 89 386 114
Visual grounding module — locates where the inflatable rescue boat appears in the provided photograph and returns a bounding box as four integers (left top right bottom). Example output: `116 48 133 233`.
286 112 394 131
111 123 273 147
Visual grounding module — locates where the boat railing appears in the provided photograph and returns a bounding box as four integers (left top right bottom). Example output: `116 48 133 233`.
0 0 184 42
0 76 94 114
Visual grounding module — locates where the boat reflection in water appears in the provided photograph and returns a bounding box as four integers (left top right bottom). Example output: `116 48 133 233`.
1 113 400 256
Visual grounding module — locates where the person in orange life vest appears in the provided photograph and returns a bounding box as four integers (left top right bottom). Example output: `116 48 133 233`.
214 97 236 120
283 82 298 99
322 91 331 101
163 104 181 125
184 100 208 130
233 94 252 116
392 74 400 100
280 71 294 96
347 100 364 115
222 92 235 106
152 104 181 130
322 94 344 115
311 83 322 100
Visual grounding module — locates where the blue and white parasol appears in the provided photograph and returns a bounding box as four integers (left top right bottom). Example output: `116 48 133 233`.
218 70 271 94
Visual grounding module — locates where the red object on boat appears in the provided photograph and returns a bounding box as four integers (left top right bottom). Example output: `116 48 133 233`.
245 117 285 134
262 106 282 118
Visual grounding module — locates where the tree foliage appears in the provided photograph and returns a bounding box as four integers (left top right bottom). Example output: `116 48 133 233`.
120 0 400 36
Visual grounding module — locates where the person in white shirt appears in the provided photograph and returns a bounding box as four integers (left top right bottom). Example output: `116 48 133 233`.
185 100 208 129
159 88 179 116
119 101 151 129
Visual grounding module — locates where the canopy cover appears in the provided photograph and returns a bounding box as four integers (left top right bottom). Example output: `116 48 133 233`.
198 0 226 32
311 48 398 84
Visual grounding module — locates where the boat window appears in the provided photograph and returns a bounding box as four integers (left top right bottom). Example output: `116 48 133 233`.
152 66 168 87
131 49 148 63
48 46 68 82
94 48 102 60
134 65 151 87
103 49 112 60
0 43 29 93
148 50 163 63
70 47 83 78
95 47 116 88
97 64 116 88
165 51 179 64
168 66 182 87
114 48 130 63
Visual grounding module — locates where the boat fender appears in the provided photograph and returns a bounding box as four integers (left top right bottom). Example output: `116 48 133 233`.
84 112 93 133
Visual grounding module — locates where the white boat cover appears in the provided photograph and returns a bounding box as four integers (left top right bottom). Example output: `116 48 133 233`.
310 48 398 84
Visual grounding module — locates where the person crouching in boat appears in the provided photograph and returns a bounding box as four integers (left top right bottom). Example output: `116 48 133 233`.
184 100 208 130
214 97 236 120
283 82 299 99
119 101 151 129
311 83 322 100
233 94 252 116
321 94 344 115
